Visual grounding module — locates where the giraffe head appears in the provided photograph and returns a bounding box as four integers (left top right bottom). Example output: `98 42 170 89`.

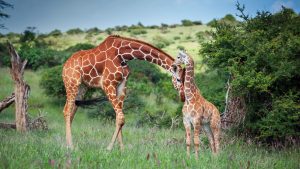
173 50 190 65
171 64 186 102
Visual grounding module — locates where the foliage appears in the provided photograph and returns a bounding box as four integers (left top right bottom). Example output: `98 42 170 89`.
20 27 36 43
192 20 203 25
0 42 10 66
207 14 238 28
18 44 66 70
0 0 13 29
152 35 171 49
64 43 95 53
86 27 102 34
201 7 300 144
128 28 147 36
48 29 62 37
66 28 84 35
181 19 194 26
40 65 65 97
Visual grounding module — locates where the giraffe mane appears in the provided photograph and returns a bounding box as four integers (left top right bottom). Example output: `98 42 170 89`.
107 35 175 61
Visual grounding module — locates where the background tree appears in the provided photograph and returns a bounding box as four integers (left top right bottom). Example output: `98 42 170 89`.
0 0 13 29
201 6 300 145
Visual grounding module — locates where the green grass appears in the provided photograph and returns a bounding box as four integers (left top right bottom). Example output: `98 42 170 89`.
0 68 299 168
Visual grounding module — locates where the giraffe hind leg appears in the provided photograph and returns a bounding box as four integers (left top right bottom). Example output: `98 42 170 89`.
203 123 216 153
63 85 80 149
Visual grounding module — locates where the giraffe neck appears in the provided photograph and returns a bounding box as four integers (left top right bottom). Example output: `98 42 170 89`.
109 36 175 73
184 57 200 101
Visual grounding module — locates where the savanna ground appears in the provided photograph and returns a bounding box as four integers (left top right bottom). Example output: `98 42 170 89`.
0 24 299 168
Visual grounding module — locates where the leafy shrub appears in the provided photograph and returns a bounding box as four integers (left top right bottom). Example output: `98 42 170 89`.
0 43 10 66
192 20 203 25
19 44 66 70
86 27 102 34
207 19 218 27
40 65 65 97
20 27 36 43
181 19 194 26
153 36 171 49
65 43 95 53
177 45 185 50
173 36 180 40
128 28 147 35
48 29 62 37
66 28 84 35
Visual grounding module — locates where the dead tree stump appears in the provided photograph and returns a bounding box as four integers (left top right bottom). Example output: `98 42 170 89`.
8 42 30 132
0 93 15 112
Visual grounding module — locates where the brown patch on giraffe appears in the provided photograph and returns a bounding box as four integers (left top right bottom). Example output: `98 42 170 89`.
119 47 132 54
113 40 121 48
150 50 159 58
105 60 118 72
132 50 143 58
145 55 152 61
106 47 117 58
83 74 92 82
121 41 130 46
82 65 93 74
140 46 151 54
95 52 106 62
89 68 98 77
89 54 96 65
95 62 105 75
114 72 123 81
129 42 140 49
121 54 133 60
90 76 101 87
82 59 91 66
157 60 162 65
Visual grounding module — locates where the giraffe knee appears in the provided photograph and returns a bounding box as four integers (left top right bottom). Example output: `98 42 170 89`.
117 113 125 126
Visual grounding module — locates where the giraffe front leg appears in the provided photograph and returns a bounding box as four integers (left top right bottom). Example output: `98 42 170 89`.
183 117 191 157
193 120 201 159
116 78 127 151
104 82 126 151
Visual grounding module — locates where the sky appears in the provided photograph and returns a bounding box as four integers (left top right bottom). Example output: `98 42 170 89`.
1 0 299 34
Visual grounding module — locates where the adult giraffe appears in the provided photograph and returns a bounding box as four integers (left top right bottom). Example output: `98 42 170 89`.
62 35 184 150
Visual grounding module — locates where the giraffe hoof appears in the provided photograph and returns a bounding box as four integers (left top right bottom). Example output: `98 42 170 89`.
106 145 113 151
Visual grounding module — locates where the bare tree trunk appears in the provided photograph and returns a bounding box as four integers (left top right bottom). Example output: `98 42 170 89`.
0 93 15 112
8 42 29 132
222 76 246 129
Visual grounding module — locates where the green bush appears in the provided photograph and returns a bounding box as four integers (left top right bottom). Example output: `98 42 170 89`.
48 29 62 37
201 7 300 145
40 65 65 97
128 28 147 35
65 43 95 53
66 28 84 35
173 36 180 40
181 19 194 26
152 36 171 49
19 44 66 70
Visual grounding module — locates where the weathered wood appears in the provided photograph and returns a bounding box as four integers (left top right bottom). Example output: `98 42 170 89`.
8 42 29 132
0 122 16 129
0 93 15 112
221 76 246 129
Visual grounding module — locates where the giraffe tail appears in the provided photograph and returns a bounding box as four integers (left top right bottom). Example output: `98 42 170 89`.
75 97 108 108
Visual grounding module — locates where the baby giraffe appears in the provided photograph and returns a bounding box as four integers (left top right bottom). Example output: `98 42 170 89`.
172 51 221 158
